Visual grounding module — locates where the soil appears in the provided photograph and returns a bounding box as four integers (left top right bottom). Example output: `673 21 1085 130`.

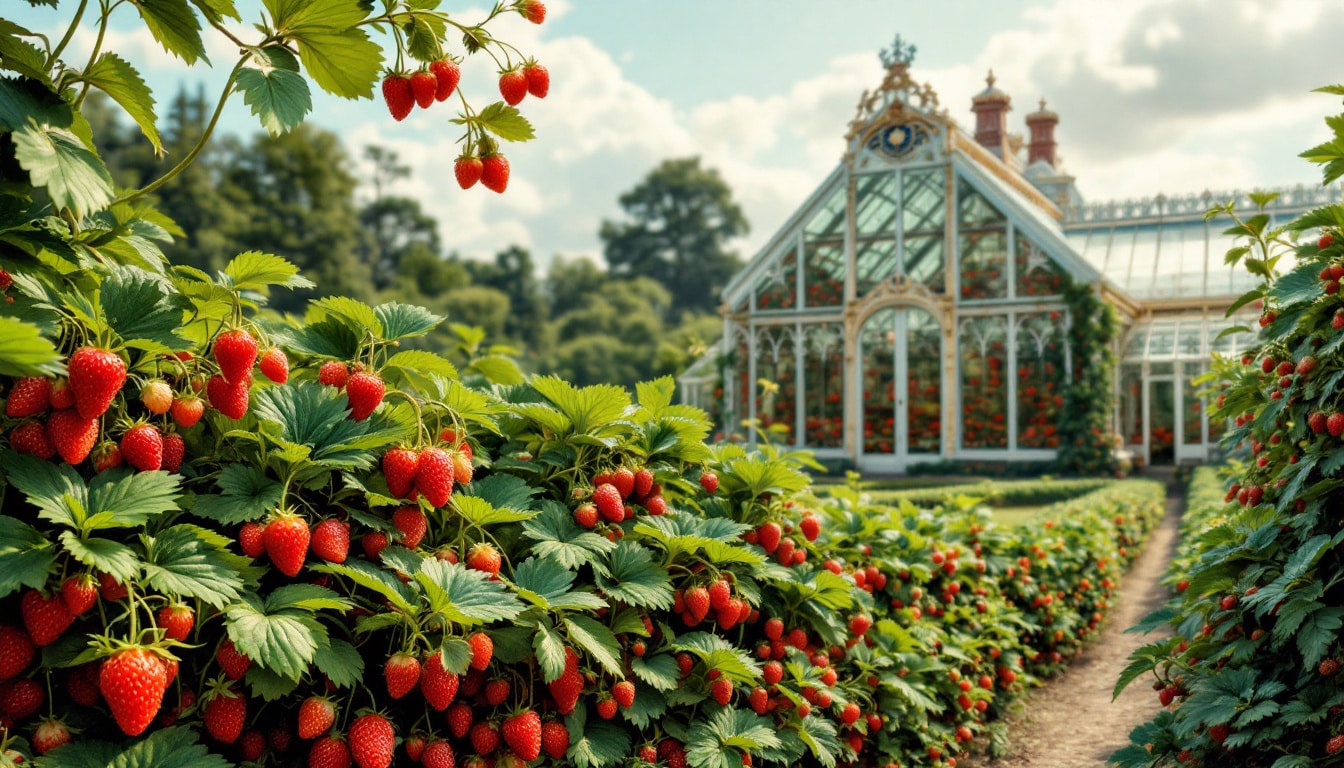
961 477 1184 768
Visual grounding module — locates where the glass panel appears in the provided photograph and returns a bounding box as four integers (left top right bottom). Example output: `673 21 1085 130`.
1104 227 1133 289
957 178 1006 229
1183 367 1204 446
803 324 844 448
1149 362 1174 376
1147 324 1175 358
905 235 945 290
1016 313 1065 448
1177 323 1202 357
1150 379 1175 464
805 185 846 240
960 230 1008 300
1120 364 1143 445
959 316 1008 449
1015 233 1067 298
861 310 897 454
803 242 845 307
855 173 897 237
731 333 751 441
907 309 942 453
856 239 898 295
904 169 945 234
754 247 797 311
754 328 796 445
1126 227 1159 297
1123 327 1147 360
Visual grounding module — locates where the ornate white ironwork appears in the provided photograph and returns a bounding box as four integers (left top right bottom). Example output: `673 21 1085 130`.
1068 183 1343 224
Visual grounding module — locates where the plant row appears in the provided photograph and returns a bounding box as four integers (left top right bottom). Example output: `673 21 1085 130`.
853 478 1113 509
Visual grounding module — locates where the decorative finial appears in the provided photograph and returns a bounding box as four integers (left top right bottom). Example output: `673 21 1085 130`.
1038 97 1047 111
880 35 917 69
985 70 996 88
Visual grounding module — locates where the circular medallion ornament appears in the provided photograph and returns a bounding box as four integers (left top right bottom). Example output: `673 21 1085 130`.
868 122 930 159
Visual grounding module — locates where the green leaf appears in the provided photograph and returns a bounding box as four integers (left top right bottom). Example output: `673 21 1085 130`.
252 382 405 469
567 710 630 768
0 515 57 598
84 468 182 531
278 317 359 359
453 496 537 527
222 251 314 292
275 0 383 99
631 653 680 691
476 102 536 142
0 452 87 528
188 0 241 22
415 559 525 625
687 707 783 768
595 541 673 609
59 532 139 583
521 500 616 571
384 349 458 385
564 614 623 676
12 121 114 218
39 725 231 768
459 473 539 513
1268 261 1323 308
622 681 667 729
267 583 354 612
83 52 161 153
225 593 327 680
140 524 248 608
312 638 364 687
672 633 762 683
468 354 525 386
374 302 442 341
134 0 209 64
101 266 188 349
514 556 606 612
191 464 284 524
0 23 49 82
244 663 301 701
795 715 840 767
533 623 568 682
310 295 382 337
236 46 312 136
315 559 417 614
1297 605 1344 669
0 316 63 378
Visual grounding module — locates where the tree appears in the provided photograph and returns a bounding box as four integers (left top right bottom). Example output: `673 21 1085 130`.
600 157 748 317
467 245 548 348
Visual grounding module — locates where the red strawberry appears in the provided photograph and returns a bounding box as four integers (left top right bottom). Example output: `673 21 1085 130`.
204 685 247 743
849 614 872 636
710 677 732 705
214 329 258 384
548 648 583 714
1331 412 1344 437
799 515 821 541
1330 734 1344 755
382 74 414 122
840 701 860 725
593 483 623 523
98 571 128 600
410 70 438 109
120 423 163 471
346 371 385 421
685 586 711 623
430 59 460 101
468 631 494 670
757 522 781 553
609 468 634 498
383 447 420 498
385 652 422 699
498 69 527 105
481 154 510 194
10 420 54 458
0 677 43 719
470 721 500 755
574 503 598 528
446 702 473 738
700 470 718 494
239 730 265 761
1310 411 1328 433
207 373 250 419
259 348 289 383
309 735 353 768
299 695 338 739
422 740 455 768
48 408 98 465
450 446 473 484
523 62 549 98
404 733 426 763
421 649 460 710
61 574 97 616
484 677 510 705
645 494 667 515
49 376 74 410
362 531 389 560
5 377 50 418
139 379 172 415
311 519 351 564
612 680 635 709
0 625 34 680
541 720 569 760
32 717 71 755
100 647 171 736
170 395 205 428
455 156 484 190
217 637 252 680
240 521 266 558
392 506 428 549
319 361 350 389
349 713 395 768
762 660 783 685
92 440 122 471
68 346 127 419
265 511 310 577
596 695 618 719
708 579 731 610
21 590 73 647
67 663 101 706
502 710 542 761
160 432 185 472
516 0 546 23
158 603 195 641
467 544 501 577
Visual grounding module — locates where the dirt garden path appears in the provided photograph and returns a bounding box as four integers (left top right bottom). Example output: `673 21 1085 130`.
961 474 1184 768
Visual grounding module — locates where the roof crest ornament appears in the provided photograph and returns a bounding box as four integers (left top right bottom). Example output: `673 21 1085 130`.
880 35 917 69
846 35 946 144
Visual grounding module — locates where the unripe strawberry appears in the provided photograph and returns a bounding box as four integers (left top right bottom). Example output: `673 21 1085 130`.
140 380 173 415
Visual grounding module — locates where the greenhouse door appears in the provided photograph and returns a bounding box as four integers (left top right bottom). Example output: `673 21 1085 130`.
859 307 942 473
1145 378 1176 466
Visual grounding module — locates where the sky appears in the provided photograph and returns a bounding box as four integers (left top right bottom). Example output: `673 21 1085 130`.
11 0 1344 272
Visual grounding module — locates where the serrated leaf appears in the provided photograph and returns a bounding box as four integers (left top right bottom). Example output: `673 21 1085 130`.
0 316 64 377
12 121 113 218
567 711 630 768
0 515 56 598
135 0 209 64
595 541 673 610
438 636 473 674
236 46 311 136
252 382 405 469
101 266 188 349
453 495 537 527
225 593 327 680
533 623 567 682
1297 605 1344 669
246 664 302 701
222 251 313 292
384 349 458 384
514 556 606 612
374 301 442 341
0 452 86 528
459 472 538 511
312 638 364 687
265 582 352 613
190 464 284 524
310 295 382 337
521 500 616 571
83 51 161 152
468 354 525 386
796 714 840 767
59 532 139 583
314 559 417 614
622 681 667 728
631 653 680 691
687 707 782 768
84 468 182 531
565 614 623 676
267 0 382 98
415 558 524 625
39 725 230 768
0 23 49 82
278 317 359 358
476 102 536 142
672 633 762 683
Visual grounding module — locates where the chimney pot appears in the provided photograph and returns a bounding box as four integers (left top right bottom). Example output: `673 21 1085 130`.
1025 97 1060 167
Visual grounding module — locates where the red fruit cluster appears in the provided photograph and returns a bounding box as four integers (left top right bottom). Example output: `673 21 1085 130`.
382 59 460 121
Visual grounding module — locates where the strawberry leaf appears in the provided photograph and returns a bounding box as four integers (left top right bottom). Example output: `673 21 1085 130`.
374 301 442 341
245 663 301 701
630 653 680 691
222 251 314 292
83 51 161 153
794 715 840 767
453 495 538 527
315 559 418 614
621 681 667 729
476 102 535 143
41 725 230 768
278 317 361 359
85 468 182 531
190 464 284 524
0 455 81 527
466 354 526 386
310 295 382 337
11 119 114 219
0 514 56 598
458 473 539 513
437 636 474 675
515 556 607 612
521 500 616 572
529 376 631 438
383 349 459 389
135 0 208 64
415 558 524 625
0 316 64 377
59 531 139 583
139 524 248 607
670 633 762 684
312 637 364 688
564 614 623 676
565 706 630 768
252 382 406 470
271 0 382 99
0 22 49 83
236 46 312 137
225 592 329 680
532 622 567 682
687 707 782 768
595 541 673 609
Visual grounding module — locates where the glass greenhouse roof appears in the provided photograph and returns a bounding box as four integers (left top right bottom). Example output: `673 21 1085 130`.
1121 315 1255 361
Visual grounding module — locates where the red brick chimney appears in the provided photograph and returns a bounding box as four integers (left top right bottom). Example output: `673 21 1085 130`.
971 70 1011 159
1026 98 1059 166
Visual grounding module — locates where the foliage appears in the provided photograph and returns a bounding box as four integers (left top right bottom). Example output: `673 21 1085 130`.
853 477 1113 509
1054 280 1120 476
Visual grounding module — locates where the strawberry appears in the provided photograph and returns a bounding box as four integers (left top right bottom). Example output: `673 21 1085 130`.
319 361 350 388
541 720 569 760
120 423 163 471
100 647 170 736
498 69 527 106
98 571 128 600
48 408 99 465
468 631 494 670
708 579 731 611
481 153 510 194
0 267 10 290
410 69 438 109
593 483 624 523
1330 734 1344 755
450 446 473 484
645 494 667 515
60 573 97 617
158 603 195 641
259 348 289 383
311 518 351 564
299 695 337 739
349 713 395 768
685 586 711 623
0 626 34 680
382 74 415 121
68 346 126 419
574 503 598 528
160 431 185 472
422 740 456 768
467 544 501 577
392 507 428 550
799 515 821 541
548 648 583 714
609 467 634 498
239 521 266 558
362 532 389 560
455 155 484 190
207 373 250 419
0 677 43 719
446 702 473 738
523 62 549 98
5 377 50 418
265 511 311 577
170 395 205 427
758 522 782 553
21 590 73 647
516 0 546 23
710 677 732 705
1311 411 1328 433
309 735 353 768
430 59 460 101
214 329 258 384
470 721 500 755
840 701 861 725
596 694 618 719
32 718 71 755
421 648 460 710
403 733 426 763
1331 412 1344 437
382 447 420 498
700 470 718 494
385 652 422 699
346 371 385 420
10 420 55 459
92 442 120 474
67 663 101 706
140 379 173 415
217 637 252 680
502 710 542 761
239 730 265 761
203 685 247 743
484 677 510 705
612 680 635 709
849 614 872 636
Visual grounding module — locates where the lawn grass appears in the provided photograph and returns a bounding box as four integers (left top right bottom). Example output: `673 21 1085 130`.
990 505 1047 529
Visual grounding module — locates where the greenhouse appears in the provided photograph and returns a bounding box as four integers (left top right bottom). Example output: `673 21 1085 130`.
680 38 1336 471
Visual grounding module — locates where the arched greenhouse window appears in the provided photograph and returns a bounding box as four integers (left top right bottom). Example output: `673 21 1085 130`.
957 179 1008 301
902 169 946 290
754 326 797 443
1015 232 1066 298
860 309 897 454
959 315 1008 448
1015 313 1065 448
803 187 845 307
754 242 797 311
803 324 844 448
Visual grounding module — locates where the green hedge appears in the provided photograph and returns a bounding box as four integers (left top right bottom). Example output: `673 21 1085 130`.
856 478 1113 509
